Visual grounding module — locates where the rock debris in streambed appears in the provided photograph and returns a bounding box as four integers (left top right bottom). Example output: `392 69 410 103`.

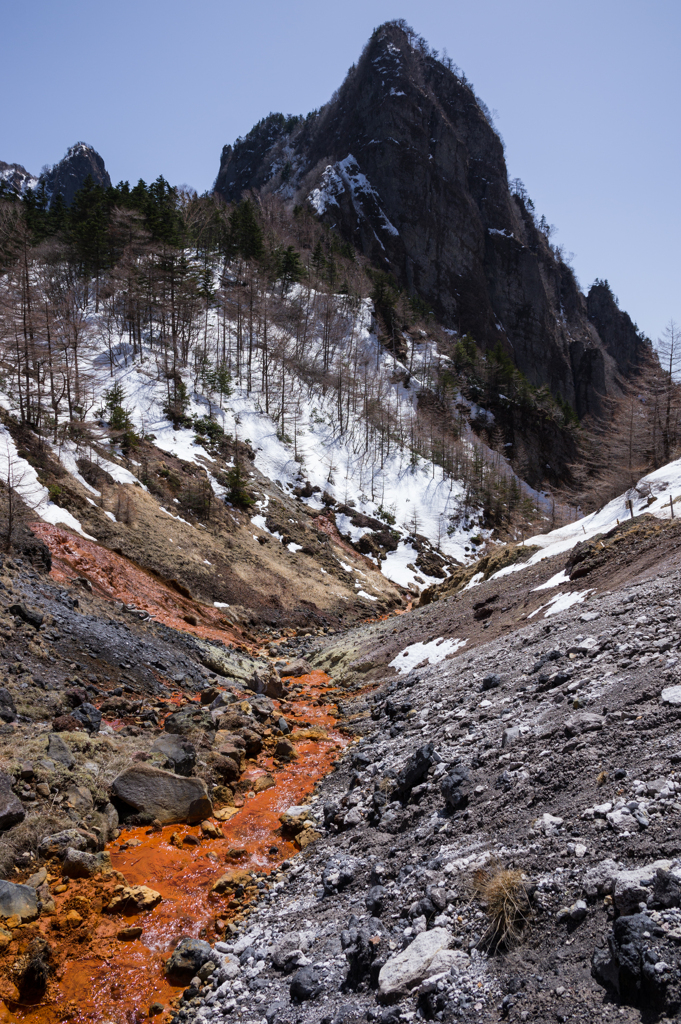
172 572 681 1024
0 543 345 1015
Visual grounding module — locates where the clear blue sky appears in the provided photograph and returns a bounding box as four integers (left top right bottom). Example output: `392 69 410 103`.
2 0 679 342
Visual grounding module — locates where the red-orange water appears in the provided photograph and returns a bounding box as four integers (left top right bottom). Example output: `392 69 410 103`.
2 673 345 1024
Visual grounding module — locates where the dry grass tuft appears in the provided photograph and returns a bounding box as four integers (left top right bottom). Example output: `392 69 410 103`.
472 865 531 950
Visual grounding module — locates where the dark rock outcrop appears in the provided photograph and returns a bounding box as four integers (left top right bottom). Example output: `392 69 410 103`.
39 142 111 207
214 21 648 416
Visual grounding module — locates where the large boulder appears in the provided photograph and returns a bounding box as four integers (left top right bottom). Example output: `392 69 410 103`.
378 928 453 997
8 602 43 629
0 880 39 922
248 666 285 699
289 966 322 1002
165 937 214 981
392 743 436 802
279 658 313 679
110 764 212 824
592 913 681 1015
0 773 25 831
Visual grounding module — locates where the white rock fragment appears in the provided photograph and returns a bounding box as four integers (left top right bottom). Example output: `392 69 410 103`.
378 927 453 996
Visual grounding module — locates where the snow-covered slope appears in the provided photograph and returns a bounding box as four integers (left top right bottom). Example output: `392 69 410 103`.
477 457 681 593
0 290 508 594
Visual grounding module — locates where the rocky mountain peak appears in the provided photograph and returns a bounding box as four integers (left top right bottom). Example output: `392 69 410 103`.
39 141 111 206
214 21 649 417
0 161 38 196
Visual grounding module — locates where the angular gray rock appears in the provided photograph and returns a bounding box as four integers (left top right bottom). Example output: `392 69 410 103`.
62 847 111 879
165 937 214 981
0 773 25 831
150 734 196 776
0 880 39 922
47 733 75 768
378 927 452 996
110 764 212 824
164 705 214 736
38 828 98 858
564 712 605 737
613 860 674 914
279 659 313 679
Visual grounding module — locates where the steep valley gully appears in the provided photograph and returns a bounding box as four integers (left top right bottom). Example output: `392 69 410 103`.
2 517 681 1024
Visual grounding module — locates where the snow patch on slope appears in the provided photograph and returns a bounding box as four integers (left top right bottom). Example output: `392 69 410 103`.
0 425 95 539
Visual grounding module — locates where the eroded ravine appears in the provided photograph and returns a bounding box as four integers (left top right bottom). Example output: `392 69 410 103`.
2 528 352 1024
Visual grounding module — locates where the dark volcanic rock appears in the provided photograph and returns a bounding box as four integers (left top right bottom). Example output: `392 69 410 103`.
38 829 97 858
150 734 196 776
70 702 102 734
165 937 214 981
0 880 38 922
441 764 472 810
215 21 647 429
164 705 214 736
392 743 436 801
46 733 75 768
289 965 322 1002
592 913 681 1015
8 602 43 629
0 688 16 724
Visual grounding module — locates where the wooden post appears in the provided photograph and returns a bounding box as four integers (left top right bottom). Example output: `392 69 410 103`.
671 495 675 520
627 499 634 520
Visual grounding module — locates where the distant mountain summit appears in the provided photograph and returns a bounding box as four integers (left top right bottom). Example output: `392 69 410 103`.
0 142 110 206
39 142 111 206
214 20 647 417
0 161 38 195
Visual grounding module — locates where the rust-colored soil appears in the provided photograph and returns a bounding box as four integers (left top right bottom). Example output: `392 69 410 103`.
31 524 249 650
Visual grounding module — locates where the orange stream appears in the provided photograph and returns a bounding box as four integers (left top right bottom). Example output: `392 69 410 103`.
3 656 343 1024
1 525 356 1022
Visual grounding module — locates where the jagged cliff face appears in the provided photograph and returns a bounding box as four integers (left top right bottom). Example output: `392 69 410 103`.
40 142 111 206
215 23 648 417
